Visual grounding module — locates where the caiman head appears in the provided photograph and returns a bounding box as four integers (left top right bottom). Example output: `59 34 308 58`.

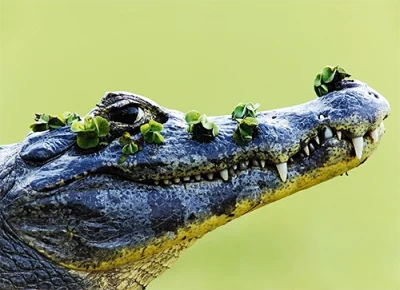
0 79 390 289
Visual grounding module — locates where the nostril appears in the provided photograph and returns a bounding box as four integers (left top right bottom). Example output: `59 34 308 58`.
369 91 380 99
383 114 388 120
272 116 277 119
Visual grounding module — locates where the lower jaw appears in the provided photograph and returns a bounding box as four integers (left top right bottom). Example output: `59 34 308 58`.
64 137 379 276
142 136 380 253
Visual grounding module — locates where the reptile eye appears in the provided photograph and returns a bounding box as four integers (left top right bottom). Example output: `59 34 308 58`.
109 105 144 124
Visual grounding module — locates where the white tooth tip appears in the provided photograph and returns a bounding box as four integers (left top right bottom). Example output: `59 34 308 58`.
369 128 379 143
245 160 250 166
173 178 180 183
207 173 214 180
195 175 201 181
163 179 170 185
183 176 190 181
219 169 229 181
324 126 333 139
336 130 342 140
233 165 238 170
314 136 320 145
252 160 260 167
303 145 310 156
260 160 266 168
351 137 364 159
276 162 288 183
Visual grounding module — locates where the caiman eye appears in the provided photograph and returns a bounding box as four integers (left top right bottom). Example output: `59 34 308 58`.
108 105 145 124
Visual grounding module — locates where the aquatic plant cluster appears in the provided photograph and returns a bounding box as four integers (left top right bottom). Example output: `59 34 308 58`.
29 65 350 162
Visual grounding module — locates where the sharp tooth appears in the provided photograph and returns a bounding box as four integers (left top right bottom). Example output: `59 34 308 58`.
351 137 364 159
319 114 325 120
303 145 310 156
369 128 379 143
309 143 315 152
323 126 333 139
207 173 214 180
239 162 247 171
314 136 320 145
183 176 190 182
229 168 236 176
163 179 170 185
260 160 266 168
219 169 229 181
173 178 181 183
195 175 201 181
336 130 342 140
245 160 249 166
233 165 238 170
154 180 159 185
289 157 294 163
252 160 260 167
276 162 288 182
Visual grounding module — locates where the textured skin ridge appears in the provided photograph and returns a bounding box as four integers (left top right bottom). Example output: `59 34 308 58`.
0 217 87 290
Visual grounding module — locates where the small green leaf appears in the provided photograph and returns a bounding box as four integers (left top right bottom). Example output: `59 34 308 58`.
232 102 259 120
118 155 127 164
153 132 165 144
71 121 85 132
48 117 65 129
141 119 165 144
233 131 245 145
233 117 259 145
314 73 322 87
335 65 351 77
200 115 214 130
232 104 246 119
30 123 49 132
185 110 202 123
94 116 110 137
122 142 138 155
76 132 99 149
149 119 163 132
243 117 259 126
320 84 329 94
140 123 151 135
143 132 154 143
65 112 80 124
321 66 333 82
212 123 219 136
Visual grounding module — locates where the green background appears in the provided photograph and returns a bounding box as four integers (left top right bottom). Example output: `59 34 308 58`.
1 1 399 289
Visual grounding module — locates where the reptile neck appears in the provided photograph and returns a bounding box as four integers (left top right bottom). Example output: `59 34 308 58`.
0 214 89 290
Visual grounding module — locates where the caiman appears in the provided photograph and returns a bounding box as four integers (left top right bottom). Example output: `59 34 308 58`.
0 76 390 289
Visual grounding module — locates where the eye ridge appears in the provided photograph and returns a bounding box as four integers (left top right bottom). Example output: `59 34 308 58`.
109 105 145 125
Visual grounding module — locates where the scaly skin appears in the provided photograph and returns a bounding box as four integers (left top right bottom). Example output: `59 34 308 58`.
0 79 390 289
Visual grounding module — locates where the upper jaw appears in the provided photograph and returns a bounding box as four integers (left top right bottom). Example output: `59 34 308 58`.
28 80 390 191
113 81 389 182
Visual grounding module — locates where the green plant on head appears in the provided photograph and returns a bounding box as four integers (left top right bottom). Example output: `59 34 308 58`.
118 132 139 164
233 117 259 145
71 115 110 149
140 119 165 144
185 110 219 141
231 102 260 120
314 65 351 97
30 111 81 132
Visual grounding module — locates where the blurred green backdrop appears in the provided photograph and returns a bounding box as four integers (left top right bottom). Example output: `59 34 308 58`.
1 1 399 289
